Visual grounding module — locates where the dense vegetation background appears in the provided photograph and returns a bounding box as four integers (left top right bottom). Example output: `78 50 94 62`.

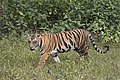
0 0 120 80
0 0 120 42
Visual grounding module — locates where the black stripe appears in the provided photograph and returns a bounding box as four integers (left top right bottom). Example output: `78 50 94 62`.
73 42 76 48
69 39 74 46
67 32 72 39
58 44 61 50
62 48 66 52
41 53 44 55
52 53 58 57
97 49 100 52
40 49 43 54
53 34 57 50
64 32 68 40
94 47 97 51
60 33 68 48
57 48 61 53
90 36 94 42
76 29 81 35
72 32 77 40
93 43 96 47
73 30 80 40
57 48 66 53
67 45 71 51
68 31 72 35
57 33 62 45
39 39 42 48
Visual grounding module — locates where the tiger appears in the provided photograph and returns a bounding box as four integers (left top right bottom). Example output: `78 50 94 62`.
28 29 109 66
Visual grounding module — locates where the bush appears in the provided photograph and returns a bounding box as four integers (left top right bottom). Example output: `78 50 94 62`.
0 0 120 42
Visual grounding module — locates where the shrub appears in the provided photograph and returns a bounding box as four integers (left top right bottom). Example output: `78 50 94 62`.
1 0 120 42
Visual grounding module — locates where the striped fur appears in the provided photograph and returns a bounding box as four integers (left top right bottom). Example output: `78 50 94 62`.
28 29 109 66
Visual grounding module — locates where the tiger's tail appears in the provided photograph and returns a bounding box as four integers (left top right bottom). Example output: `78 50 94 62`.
88 34 109 54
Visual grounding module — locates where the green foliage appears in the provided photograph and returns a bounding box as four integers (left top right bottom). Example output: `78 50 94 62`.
1 0 120 42
0 36 120 80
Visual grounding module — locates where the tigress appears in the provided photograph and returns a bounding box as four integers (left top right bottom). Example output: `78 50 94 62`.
28 29 109 66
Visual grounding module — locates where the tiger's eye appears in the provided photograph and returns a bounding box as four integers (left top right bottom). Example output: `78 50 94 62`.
28 40 31 43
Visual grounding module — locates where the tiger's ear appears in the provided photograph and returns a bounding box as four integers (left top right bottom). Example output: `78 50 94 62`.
35 33 40 37
36 34 40 37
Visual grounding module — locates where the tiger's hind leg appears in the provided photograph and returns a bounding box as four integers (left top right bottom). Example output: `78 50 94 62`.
74 48 89 61
75 41 89 57
74 49 88 57
79 50 88 57
50 53 61 63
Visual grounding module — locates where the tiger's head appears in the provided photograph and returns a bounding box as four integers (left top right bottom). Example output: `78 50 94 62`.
28 34 41 51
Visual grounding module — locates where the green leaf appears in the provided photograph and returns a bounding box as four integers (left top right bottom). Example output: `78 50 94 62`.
19 11 24 16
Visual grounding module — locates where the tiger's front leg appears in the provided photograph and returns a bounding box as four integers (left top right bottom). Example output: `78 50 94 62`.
38 52 50 66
